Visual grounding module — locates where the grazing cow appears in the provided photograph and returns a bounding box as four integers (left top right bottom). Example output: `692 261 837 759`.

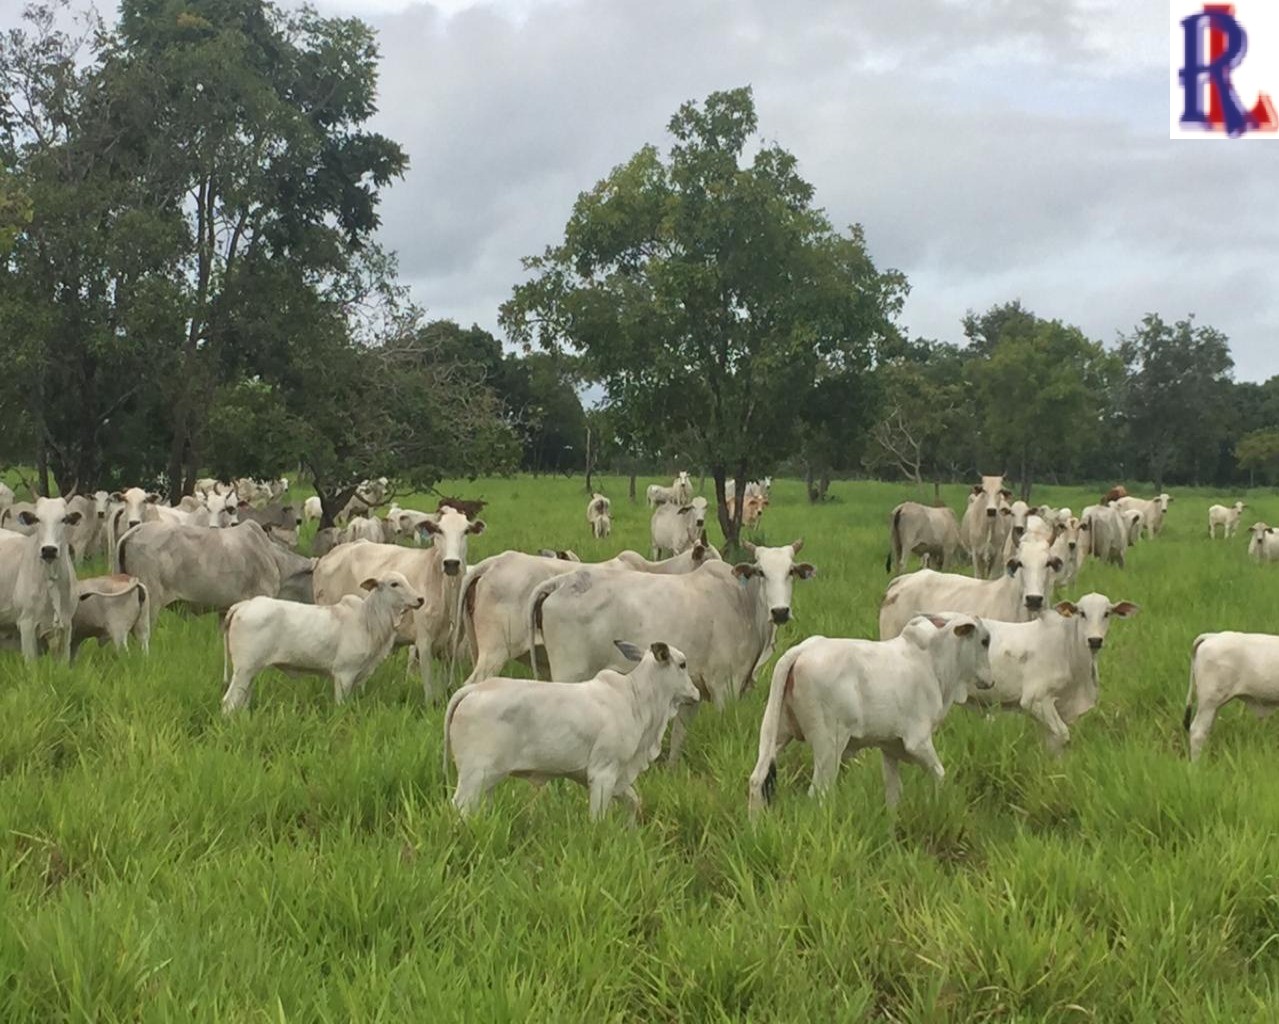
1183 631 1279 760
967 594 1138 754
879 536 1061 640
747 614 993 813
220 572 424 712
237 501 301 533
1249 523 1279 563
311 507 486 703
118 520 316 624
886 502 962 575
1100 485 1128 506
1050 516 1086 585
458 543 717 686
650 496 708 559
0 497 82 661
1081 503 1129 567
586 493 612 539
1115 493 1173 539
73 575 151 655
444 640 699 820
303 496 322 524
1208 501 1246 539
646 471 693 508
959 475 1014 578
531 540 816 762
342 516 385 545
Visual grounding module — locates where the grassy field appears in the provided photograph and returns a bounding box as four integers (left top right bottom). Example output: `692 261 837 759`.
4 474 1279 1021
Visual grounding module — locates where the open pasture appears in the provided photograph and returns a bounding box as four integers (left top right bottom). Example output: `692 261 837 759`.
2 475 1279 1021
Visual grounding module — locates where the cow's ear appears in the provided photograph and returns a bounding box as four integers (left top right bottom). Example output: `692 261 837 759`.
17 511 36 526
78 592 93 602
1111 601 1140 618
1054 601 1078 617
732 563 758 580
999 489 1013 499
790 538 804 555
145 493 160 503
614 640 643 663
791 562 816 580
649 641 670 664
953 622 976 637
359 578 378 592
999 507 1012 516
1048 556 1063 572
1005 558 1021 577
970 485 982 495
64 511 82 526
467 519 486 535
677 505 692 515
421 518 442 535
110 491 124 501
1079 520 1091 531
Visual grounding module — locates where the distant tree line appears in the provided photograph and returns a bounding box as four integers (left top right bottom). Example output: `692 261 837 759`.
2 4 1271 528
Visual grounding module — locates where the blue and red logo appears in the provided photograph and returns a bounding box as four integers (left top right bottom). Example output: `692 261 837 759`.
1175 3 1277 138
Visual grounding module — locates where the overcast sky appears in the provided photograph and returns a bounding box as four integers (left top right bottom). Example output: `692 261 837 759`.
8 0 1278 379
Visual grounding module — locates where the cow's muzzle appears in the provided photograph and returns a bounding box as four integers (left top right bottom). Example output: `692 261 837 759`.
40 545 58 562
414 597 425 609
97 511 105 519
443 559 461 576
1088 637 1103 651
1013 527 1025 541
1068 542 1077 551
770 607 791 625
1025 595 1044 612
985 508 996 518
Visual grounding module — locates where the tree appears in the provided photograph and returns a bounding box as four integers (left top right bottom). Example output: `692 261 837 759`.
502 86 905 547
1119 314 1234 488
1235 429 1279 486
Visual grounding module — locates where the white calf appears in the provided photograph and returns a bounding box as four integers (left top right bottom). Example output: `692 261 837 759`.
1249 522 1279 563
444 640 700 820
220 571 424 712
747 614 992 812
1184 631 1279 760
1208 501 1246 539
73 575 151 655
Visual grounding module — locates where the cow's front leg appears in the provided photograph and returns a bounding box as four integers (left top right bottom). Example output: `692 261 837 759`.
18 619 39 662
1025 696 1071 755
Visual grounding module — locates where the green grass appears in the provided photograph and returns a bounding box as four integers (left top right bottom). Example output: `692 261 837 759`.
4 474 1279 1021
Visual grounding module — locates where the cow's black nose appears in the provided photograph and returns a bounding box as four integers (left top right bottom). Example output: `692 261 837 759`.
443 560 460 576
1025 595 1044 611
770 607 791 625
1088 638 1103 651
414 598 425 608
1068 542 1077 551
986 508 996 517
97 512 105 519
40 546 57 561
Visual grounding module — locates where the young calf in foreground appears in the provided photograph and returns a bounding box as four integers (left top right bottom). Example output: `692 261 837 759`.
748 614 992 814
966 593 1138 754
444 640 699 821
221 571 424 712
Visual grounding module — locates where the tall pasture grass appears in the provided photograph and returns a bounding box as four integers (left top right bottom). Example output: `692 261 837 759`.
2 475 1278 1020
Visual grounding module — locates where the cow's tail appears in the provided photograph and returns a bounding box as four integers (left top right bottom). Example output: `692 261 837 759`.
527 576 565 682
451 565 483 666
748 641 807 815
1184 635 1206 732
886 505 904 575
442 683 474 788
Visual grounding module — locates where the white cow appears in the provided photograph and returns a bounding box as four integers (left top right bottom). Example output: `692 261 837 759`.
73 575 151 655
444 640 699 820
1081 503 1128 567
650 496 708 559
311 507 485 703
1208 501 1246 539
0 481 14 518
646 471 693 508
1184 631 1279 760
959 475 1013 578
879 536 1061 640
531 540 816 762
457 543 719 686
0 497 82 661
586 493 612 539
1249 522 1279 563
303 496 323 524
1120 507 1144 546
1050 516 1086 586
747 614 992 812
1115 493 1172 539
221 571 424 712
886 502 962 575
967 593 1138 754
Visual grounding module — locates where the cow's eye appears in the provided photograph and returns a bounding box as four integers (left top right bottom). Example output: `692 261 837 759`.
1103 610 1110 618
679 660 687 669
391 582 399 587
981 638 990 648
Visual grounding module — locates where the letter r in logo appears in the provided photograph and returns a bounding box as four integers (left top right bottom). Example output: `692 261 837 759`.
1180 5 1277 136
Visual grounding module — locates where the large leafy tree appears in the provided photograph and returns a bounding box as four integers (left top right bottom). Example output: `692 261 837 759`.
502 87 906 546
1119 314 1234 488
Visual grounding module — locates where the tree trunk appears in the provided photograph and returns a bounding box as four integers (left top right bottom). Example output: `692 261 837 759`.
35 440 50 497
713 461 748 553
933 478 942 505
584 425 594 494
818 471 831 502
628 472 637 502
806 463 817 504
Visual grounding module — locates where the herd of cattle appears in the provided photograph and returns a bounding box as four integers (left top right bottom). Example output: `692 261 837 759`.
0 471 1274 820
